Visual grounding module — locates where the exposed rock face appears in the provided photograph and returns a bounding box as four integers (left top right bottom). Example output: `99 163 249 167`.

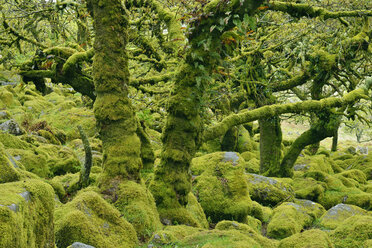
246 173 294 206
0 119 24 135
319 203 367 229
68 242 96 248
0 179 55 247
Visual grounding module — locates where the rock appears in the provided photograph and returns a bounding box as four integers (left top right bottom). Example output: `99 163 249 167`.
190 152 252 223
246 173 294 206
0 110 10 120
69 242 96 248
278 229 333 248
55 191 137 248
113 181 164 240
0 179 55 247
267 203 313 239
0 119 24 135
330 215 372 248
356 146 368 155
215 220 277 247
0 142 21 183
319 203 367 229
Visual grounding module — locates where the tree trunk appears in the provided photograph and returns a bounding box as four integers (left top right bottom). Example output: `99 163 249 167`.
331 125 339 152
87 0 142 186
259 116 282 176
280 116 340 177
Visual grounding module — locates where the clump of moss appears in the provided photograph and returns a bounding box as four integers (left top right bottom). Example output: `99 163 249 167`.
191 152 252 223
215 220 277 248
246 173 294 206
318 203 368 230
149 225 204 245
338 169 367 184
7 148 50 178
113 181 162 241
0 132 32 149
0 179 55 247
278 229 334 248
330 215 372 248
294 154 334 174
267 203 313 239
55 190 137 248
0 142 21 183
292 176 326 202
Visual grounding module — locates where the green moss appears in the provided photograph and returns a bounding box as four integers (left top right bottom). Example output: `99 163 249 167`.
330 215 372 248
42 106 96 141
338 169 367 184
0 143 21 183
267 203 313 239
215 220 277 248
0 179 55 247
113 181 162 241
37 130 61 145
149 225 204 245
0 133 32 149
292 177 326 202
278 229 334 248
0 87 15 108
243 215 262 233
55 190 138 248
7 148 50 178
246 173 294 207
294 154 334 174
319 203 368 230
191 152 252 223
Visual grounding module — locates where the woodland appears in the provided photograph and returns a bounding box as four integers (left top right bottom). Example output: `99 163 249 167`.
0 0 372 247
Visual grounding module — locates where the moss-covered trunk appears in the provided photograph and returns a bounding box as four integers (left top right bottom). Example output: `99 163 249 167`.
259 116 282 176
87 0 141 184
150 62 205 224
279 115 340 177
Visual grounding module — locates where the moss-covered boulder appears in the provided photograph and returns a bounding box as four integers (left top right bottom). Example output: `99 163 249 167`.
267 203 313 239
250 200 273 223
0 132 32 149
150 228 274 248
318 203 368 230
278 229 334 248
246 173 294 206
55 191 137 248
7 148 50 178
0 119 24 135
149 225 203 245
0 142 21 183
112 181 163 241
294 154 334 174
292 176 326 202
191 152 252 223
0 179 55 247
215 220 277 248
330 215 372 248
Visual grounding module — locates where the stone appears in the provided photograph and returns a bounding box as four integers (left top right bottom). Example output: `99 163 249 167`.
0 119 24 135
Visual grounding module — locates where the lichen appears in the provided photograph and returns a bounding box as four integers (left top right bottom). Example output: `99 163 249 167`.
54 190 137 248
